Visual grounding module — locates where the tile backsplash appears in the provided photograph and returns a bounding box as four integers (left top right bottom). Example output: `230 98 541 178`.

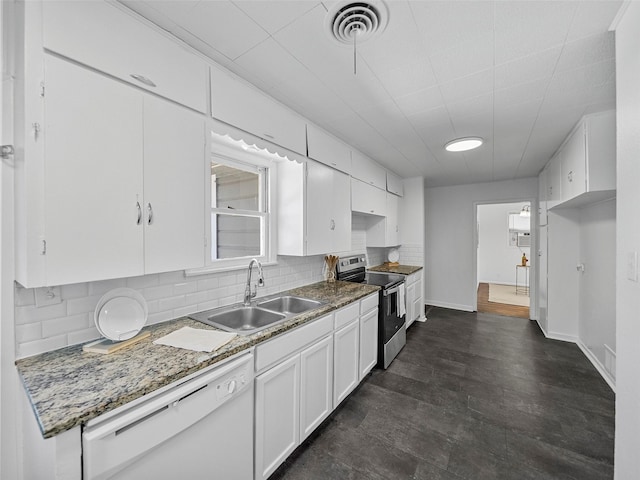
14 216 420 358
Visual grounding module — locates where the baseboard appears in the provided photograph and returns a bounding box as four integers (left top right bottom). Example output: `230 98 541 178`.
425 300 475 312
535 322 616 393
576 340 616 393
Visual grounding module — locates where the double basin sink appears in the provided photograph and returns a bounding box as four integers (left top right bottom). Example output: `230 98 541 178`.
189 295 326 335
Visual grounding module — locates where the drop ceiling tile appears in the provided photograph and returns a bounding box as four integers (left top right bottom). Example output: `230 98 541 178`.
494 46 562 90
555 33 615 73
395 85 445 117
447 93 494 127
439 69 493 104
372 60 438 99
178 1 270 59
494 1 578 65
542 59 615 110
234 37 310 91
494 78 549 109
429 31 495 84
406 105 451 130
409 1 494 56
232 1 319 35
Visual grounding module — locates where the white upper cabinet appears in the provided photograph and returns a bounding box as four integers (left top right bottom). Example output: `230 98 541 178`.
559 110 616 206
210 65 306 155
538 165 548 226
365 193 400 247
546 151 563 210
306 124 351 175
17 55 204 287
351 178 386 216
277 160 351 256
351 151 386 190
386 171 404 197
42 1 208 113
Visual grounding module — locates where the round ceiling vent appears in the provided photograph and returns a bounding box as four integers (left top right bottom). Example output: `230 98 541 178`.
326 1 389 45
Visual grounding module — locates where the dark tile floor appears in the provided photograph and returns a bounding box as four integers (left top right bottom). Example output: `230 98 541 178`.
269 306 615 480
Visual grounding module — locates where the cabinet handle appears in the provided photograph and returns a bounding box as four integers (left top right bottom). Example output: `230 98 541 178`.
330 219 336 231
130 74 156 88
136 202 142 225
568 171 573 183
147 203 153 225
263 133 274 139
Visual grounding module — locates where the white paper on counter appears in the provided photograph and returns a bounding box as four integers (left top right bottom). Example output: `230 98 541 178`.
153 327 237 353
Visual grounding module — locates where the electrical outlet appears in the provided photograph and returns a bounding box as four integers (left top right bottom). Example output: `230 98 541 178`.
35 286 62 307
627 251 638 282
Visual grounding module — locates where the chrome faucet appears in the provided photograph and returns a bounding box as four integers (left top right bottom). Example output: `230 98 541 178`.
243 258 264 306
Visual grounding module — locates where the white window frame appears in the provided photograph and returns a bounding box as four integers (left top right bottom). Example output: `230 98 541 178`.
187 136 278 275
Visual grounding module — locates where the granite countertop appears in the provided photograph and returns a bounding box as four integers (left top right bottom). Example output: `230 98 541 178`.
368 263 423 275
16 280 379 439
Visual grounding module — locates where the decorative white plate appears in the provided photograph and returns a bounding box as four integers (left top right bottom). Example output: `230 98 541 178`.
94 288 148 341
388 248 400 263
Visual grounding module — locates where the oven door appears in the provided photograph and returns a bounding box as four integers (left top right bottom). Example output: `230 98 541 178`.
382 283 406 343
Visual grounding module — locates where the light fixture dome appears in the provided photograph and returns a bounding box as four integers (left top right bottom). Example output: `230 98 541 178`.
445 137 484 152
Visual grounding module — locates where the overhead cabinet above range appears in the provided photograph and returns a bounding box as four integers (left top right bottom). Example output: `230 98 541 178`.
42 1 208 113
210 65 307 156
350 151 387 190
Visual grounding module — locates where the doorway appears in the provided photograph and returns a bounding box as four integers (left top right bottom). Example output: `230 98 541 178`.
476 202 531 319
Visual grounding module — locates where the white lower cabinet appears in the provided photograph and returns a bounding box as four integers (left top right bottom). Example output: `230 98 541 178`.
333 318 360 407
299 336 334 442
404 271 424 328
359 307 378 380
255 354 300 480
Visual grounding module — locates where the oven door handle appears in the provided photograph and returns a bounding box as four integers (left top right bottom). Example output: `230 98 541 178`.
384 285 401 296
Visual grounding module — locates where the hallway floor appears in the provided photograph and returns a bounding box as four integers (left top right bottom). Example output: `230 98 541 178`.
270 307 615 480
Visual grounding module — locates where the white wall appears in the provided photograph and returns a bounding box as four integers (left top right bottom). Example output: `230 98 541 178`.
613 4 640 477
424 178 537 312
398 177 425 267
477 202 531 286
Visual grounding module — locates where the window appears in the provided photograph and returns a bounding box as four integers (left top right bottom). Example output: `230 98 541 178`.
205 152 274 270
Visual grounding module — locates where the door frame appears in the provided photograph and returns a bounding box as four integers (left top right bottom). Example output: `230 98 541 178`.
473 197 538 319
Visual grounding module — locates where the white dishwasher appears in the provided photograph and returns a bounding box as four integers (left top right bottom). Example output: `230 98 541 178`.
83 352 254 480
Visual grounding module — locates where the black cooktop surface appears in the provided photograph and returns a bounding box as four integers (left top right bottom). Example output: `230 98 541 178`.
364 272 405 289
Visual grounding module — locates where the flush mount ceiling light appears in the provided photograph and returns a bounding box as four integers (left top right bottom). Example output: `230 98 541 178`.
325 1 389 74
444 137 484 152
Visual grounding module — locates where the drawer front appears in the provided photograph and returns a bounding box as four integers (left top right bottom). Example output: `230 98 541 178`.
43 1 208 113
255 314 333 373
360 293 379 314
334 302 360 330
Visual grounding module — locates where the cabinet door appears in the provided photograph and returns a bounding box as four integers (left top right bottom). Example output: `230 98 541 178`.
351 178 386 216
351 151 386 189
405 281 416 327
386 192 399 246
561 125 586 202
333 319 360 406
255 355 300 480
547 152 562 209
299 336 333 442
386 171 404 196
538 166 548 226
359 309 378 380
43 1 208 113
331 170 352 252
143 96 205 273
307 124 351 174
210 66 306 154
44 55 144 285
306 161 334 255
412 278 423 322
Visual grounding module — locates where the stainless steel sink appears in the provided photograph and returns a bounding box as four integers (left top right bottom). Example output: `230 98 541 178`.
189 294 327 335
190 306 286 335
257 296 324 315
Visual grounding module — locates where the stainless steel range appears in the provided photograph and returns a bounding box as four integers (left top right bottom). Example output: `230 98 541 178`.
336 254 406 369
